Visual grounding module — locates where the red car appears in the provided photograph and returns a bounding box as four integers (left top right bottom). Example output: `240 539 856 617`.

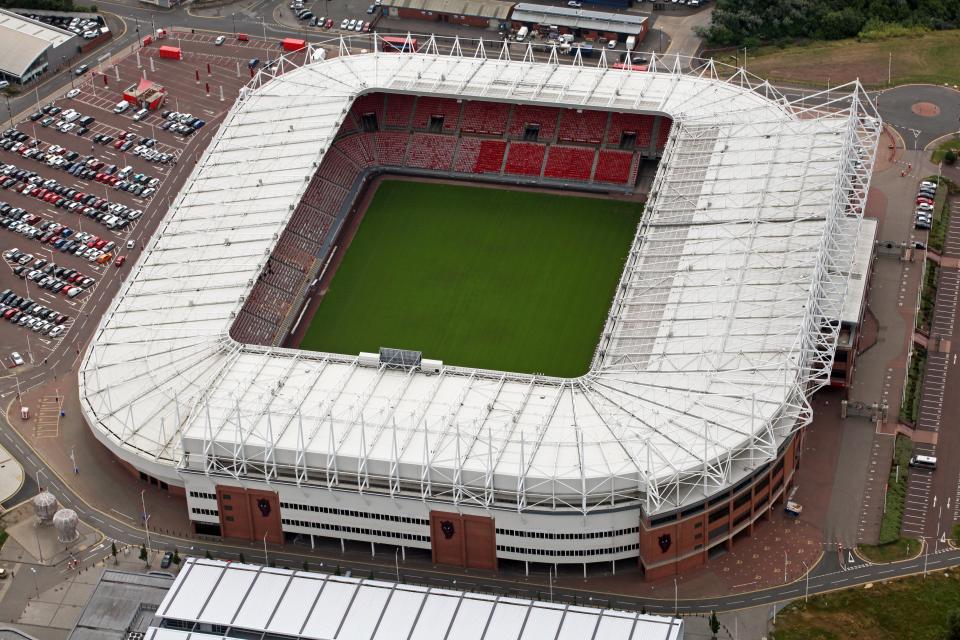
94 239 107 249
917 197 934 206
114 255 126 267
113 138 125 149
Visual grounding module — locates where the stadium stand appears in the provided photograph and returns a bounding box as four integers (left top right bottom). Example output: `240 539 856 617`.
656 118 672 149
607 112 656 148
452 137 482 173
406 133 457 170
460 100 509 136
508 104 560 141
544 146 594 181
384 94 416 129
474 139 508 173
413 97 461 132
350 93 384 126
505 142 547 176
594 150 634 184
557 109 607 144
374 132 409 165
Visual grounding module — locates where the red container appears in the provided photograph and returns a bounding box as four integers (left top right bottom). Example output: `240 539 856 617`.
142 35 153 46
237 33 249 41
158 45 182 60
282 38 306 52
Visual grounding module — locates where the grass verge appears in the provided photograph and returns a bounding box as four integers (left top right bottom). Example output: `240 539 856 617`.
742 29 960 87
931 137 960 165
899 347 927 425
878 434 913 544
301 180 643 377
916 260 939 332
857 537 919 563
926 176 957 253
771 570 960 640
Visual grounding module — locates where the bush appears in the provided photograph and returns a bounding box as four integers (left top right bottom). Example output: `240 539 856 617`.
858 18 930 41
878 435 913 544
946 150 958 165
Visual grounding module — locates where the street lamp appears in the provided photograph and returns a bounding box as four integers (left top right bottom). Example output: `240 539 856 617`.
141 490 152 561
232 13 237 36
394 548 400 583
263 531 269 566
673 577 678 615
801 559 810 602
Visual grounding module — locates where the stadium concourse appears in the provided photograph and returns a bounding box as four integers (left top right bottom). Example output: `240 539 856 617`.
78 36 880 580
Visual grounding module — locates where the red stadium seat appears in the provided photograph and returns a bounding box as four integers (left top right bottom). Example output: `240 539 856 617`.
543 146 594 180
557 109 607 144
508 105 560 140
594 150 634 184
384 94 415 129
413 97 460 132
460 101 509 136
473 139 507 173
406 133 457 170
504 142 546 176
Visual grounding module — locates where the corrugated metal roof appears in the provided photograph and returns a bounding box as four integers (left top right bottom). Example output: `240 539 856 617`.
511 3 647 34
152 559 684 640
0 8 73 78
384 0 512 20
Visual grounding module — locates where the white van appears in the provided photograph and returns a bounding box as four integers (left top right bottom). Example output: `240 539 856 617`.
114 100 130 114
516 26 529 42
909 455 937 469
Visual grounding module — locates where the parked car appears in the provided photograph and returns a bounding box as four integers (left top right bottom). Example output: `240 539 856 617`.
74 64 89 76
215 35 226 45
10 351 23 367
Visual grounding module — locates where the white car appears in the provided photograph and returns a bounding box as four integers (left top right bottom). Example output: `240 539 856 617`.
65 88 80 98
567 0 582 5
215 35 226 46
59 122 75 133
49 325 65 338
354 22 363 31
10 352 24 367
341 18 349 29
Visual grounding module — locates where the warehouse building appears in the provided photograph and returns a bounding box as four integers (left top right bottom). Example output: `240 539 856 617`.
146 558 685 639
380 0 513 30
510 3 649 46
0 9 78 84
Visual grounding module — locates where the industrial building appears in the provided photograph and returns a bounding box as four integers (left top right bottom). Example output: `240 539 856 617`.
380 0 513 30
509 3 649 46
148 558 684 639
79 37 879 580
0 8 78 84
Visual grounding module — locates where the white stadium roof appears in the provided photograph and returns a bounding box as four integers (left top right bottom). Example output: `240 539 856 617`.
79 36 879 515
149 558 683 639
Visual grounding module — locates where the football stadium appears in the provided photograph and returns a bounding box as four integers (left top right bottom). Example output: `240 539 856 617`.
79 35 879 579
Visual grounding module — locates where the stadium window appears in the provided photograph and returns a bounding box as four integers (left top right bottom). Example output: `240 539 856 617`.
708 506 728 524
619 131 637 150
523 123 540 142
361 112 378 132
428 115 444 133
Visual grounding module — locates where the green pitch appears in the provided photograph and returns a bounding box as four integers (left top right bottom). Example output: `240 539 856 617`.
300 180 643 377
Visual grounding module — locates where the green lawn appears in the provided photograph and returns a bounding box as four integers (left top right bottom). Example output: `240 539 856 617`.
300 180 643 377
857 537 919 563
772 571 960 640
743 29 960 87
877 434 913 544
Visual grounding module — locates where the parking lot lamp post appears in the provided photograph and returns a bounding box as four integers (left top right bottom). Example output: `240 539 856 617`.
4 94 12 129
673 577 678 615
394 548 399 583
141 490 152 560
261 17 267 43
801 559 810 602
263 531 269 566
232 13 236 36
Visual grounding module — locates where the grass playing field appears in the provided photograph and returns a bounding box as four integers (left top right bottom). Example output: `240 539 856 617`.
299 179 643 377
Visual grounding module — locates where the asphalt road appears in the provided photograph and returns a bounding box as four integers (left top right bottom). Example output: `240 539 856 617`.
0 0 957 619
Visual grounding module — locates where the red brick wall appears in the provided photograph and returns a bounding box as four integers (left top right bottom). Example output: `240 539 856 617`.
430 511 497 571
216 485 282 543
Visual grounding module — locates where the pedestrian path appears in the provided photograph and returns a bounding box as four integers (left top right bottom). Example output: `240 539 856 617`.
33 395 62 439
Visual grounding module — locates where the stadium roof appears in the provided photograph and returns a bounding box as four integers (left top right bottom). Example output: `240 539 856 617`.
151 558 683 639
79 36 879 515
0 9 73 79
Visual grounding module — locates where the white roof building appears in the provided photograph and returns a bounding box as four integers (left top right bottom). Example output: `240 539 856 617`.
0 8 75 82
149 558 684 639
79 37 879 517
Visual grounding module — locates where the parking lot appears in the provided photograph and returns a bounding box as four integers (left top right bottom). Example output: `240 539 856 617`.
0 30 277 376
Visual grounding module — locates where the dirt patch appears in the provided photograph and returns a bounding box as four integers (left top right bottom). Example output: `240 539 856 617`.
911 102 941 117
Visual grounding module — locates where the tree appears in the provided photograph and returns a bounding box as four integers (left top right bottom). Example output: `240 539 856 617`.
335 564 341 576
239 552 246 564
946 609 960 640
172 550 180 566
302 559 310 573
111 541 118 565
139 544 148 565
205 549 213 560
945 150 957 166
709 610 720 639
